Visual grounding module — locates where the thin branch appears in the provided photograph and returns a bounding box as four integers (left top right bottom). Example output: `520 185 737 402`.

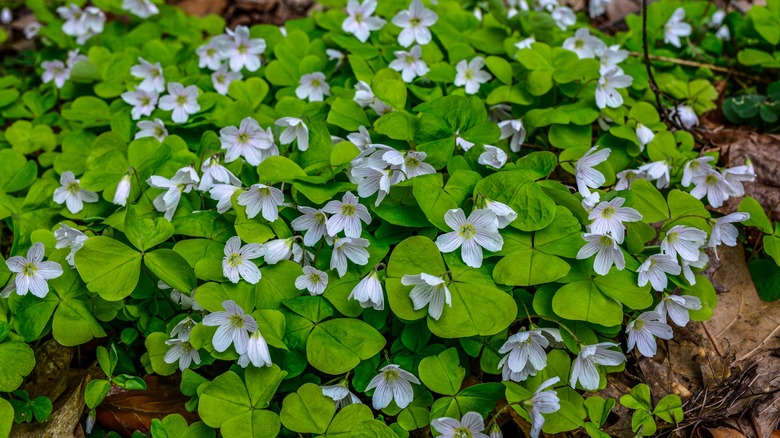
641 0 667 118
628 51 772 84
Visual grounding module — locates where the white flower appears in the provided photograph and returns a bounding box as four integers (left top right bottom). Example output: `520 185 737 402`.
169 316 197 340
599 45 628 75
295 266 329 296
208 184 241 214
637 254 681 291
164 339 200 371
661 225 707 262
589 0 611 17
595 68 632 109
135 119 168 142
431 411 490 438
220 117 272 166
563 28 605 59
526 377 561 438
113 173 133 206
323 192 372 238
669 104 698 129
199 156 241 192
576 233 625 275
635 123 655 149
222 236 263 284
1 7 11 25
389 151 435 180
130 57 165 93
392 0 438 47
349 270 384 310
489 104 512 122
121 89 158 120
158 82 200 124
223 25 266 72
351 166 397 206
261 238 302 265
41 60 70 89
347 125 371 151
343 0 386 42
296 72 330 102
322 383 361 410
638 159 671 189
681 250 708 284
575 146 610 197
366 364 420 410
58 4 105 44
690 170 732 208
53 171 99 214
164 284 203 312
389 45 429 83
245 330 272 367
664 7 691 48
587 197 642 244
570 342 625 390
499 119 526 153
237 184 284 222
197 40 225 71
681 157 715 187
478 146 508 169
276 117 309 151
581 192 600 213
708 212 750 258
354 81 392 115
24 22 41 39
497 329 550 376
402 273 451 320
123 0 159 18
515 36 536 51
655 294 702 327
500 358 537 383
330 237 370 277
484 199 517 229
454 57 492 95
615 169 644 190
436 208 503 268
715 24 730 40
202 300 258 354
147 167 199 221
4 242 63 298
455 133 475 151
54 223 88 268
291 207 329 246
551 6 576 31
625 311 673 357
327 48 345 63
212 64 242 95
722 164 755 197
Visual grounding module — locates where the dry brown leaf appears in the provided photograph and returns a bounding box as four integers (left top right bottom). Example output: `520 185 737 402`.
699 427 748 438
95 375 197 437
704 244 780 361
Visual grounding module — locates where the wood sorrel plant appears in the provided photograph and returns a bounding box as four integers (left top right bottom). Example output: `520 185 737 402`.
0 0 772 436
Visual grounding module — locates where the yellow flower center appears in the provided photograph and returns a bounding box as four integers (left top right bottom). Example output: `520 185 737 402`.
704 174 718 185
238 133 250 144
453 427 473 438
458 223 476 239
666 232 678 244
22 262 37 277
341 204 357 217
229 314 245 328
176 95 188 105
601 206 616 219
67 182 80 194
227 253 243 268
383 368 399 382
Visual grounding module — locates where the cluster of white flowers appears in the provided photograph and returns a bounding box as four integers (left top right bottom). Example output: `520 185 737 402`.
41 50 88 89
57 3 105 44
